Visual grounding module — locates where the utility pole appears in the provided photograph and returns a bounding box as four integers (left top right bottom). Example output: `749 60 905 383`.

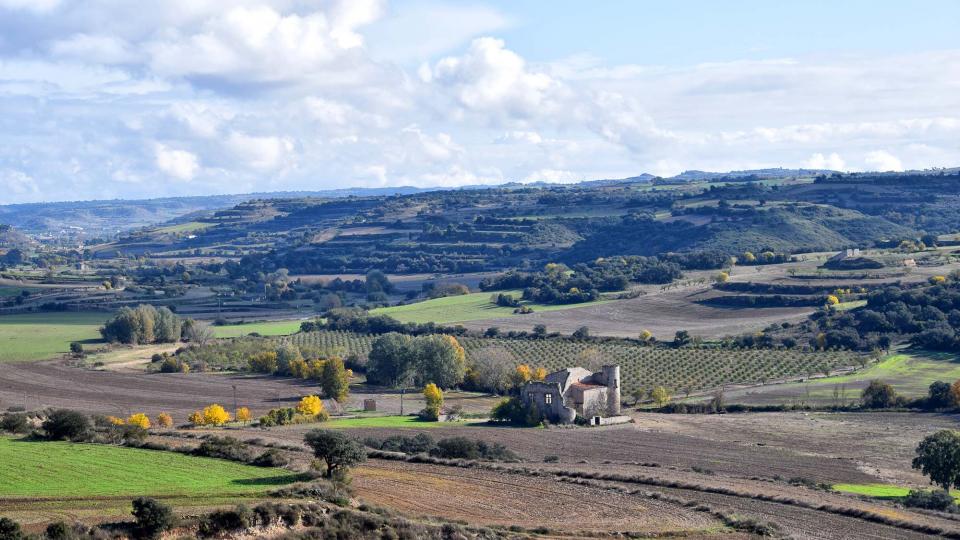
400 388 405 416
232 385 238 415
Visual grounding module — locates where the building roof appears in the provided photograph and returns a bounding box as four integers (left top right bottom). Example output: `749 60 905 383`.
544 367 593 393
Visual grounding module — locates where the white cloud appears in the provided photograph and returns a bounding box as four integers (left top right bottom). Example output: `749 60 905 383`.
0 169 39 198
49 34 137 64
864 150 904 172
147 2 382 86
0 0 59 13
523 169 580 184
155 144 200 180
226 132 295 171
804 152 846 171
425 37 562 117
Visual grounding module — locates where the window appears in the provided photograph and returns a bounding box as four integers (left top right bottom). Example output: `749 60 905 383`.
545 393 552 404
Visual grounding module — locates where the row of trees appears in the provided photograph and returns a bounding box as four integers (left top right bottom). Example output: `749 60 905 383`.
366 333 466 389
100 305 183 345
248 347 350 402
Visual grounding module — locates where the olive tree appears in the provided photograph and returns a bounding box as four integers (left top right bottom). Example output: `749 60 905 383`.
304 429 366 479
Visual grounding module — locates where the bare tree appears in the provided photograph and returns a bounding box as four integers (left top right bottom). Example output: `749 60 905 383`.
186 320 215 346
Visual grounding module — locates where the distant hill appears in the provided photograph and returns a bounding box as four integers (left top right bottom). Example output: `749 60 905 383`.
0 224 33 249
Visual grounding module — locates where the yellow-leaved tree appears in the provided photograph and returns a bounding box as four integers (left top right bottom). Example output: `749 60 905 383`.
650 386 671 408
155 413 173 428
297 395 324 417
423 383 444 421
203 404 231 426
188 410 205 426
826 294 840 306
930 275 947 285
106 416 125 426
533 367 547 381
235 407 251 424
127 413 151 429
716 271 729 283
513 364 532 387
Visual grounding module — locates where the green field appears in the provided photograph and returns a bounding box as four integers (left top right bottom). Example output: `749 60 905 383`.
0 438 300 498
213 319 306 338
371 290 613 324
833 483 959 500
154 221 215 234
726 351 960 405
0 312 107 363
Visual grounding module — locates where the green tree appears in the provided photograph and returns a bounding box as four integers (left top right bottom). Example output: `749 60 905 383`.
304 429 367 478
0 517 23 540
913 430 960 491
366 333 414 387
929 381 954 409
861 380 897 408
650 386 671 408
412 335 466 389
320 356 350 402
365 269 393 294
274 344 303 376
42 409 91 441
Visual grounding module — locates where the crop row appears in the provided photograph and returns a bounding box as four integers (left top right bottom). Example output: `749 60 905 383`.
277 331 859 394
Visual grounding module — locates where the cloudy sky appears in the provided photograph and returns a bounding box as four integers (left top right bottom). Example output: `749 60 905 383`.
1 0 958 203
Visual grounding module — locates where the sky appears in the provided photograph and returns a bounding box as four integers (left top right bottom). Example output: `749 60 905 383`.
0 0 958 203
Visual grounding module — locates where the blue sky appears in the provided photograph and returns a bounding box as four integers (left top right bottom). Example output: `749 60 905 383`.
0 0 958 203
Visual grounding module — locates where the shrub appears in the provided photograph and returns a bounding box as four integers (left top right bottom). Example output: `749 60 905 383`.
904 489 957 512
0 413 29 434
490 397 541 426
248 351 279 374
188 410 205 426
0 517 23 540
251 448 289 468
155 413 173 428
202 404 231 426
127 413 151 430
131 497 175 539
364 433 435 454
861 380 897 408
42 409 92 441
194 436 253 463
158 356 190 373
198 506 252 537
259 407 296 427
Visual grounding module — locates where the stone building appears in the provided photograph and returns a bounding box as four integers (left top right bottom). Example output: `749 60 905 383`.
521 365 620 424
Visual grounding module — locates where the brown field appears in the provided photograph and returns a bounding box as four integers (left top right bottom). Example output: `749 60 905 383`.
462 285 814 339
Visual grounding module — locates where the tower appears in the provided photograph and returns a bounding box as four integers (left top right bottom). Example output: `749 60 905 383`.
601 365 621 415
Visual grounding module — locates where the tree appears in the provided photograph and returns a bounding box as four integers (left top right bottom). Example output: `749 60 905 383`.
42 409 91 441
572 326 590 339
411 335 466 389
638 329 654 344
69 342 84 356
913 430 960 491
275 344 303 376
304 429 366 478
366 332 414 387
465 346 513 394
929 381 954 409
155 413 173 428
188 410 204 426
650 386 671 408
365 269 393 294
320 356 350 402
297 395 324 417
185 321 214 346
533 366 547 381
532 324 547 336
826 294 840 306
100 305 182 345
513 364 532 387
235 407 251 424
127 413 151 429
131 497 175 539
422 383 443 421
153 307 182 343
715 271 729 284
861 380 897 408
202 404 230 426
673 330 692 348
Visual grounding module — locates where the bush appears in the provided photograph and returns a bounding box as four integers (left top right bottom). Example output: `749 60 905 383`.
42 409 92 441
259 407 296 427
0 413 29 434
861 380 897 408
198 506 252 537
0 517 23 540
131 497 175 539
430 437 480 460
903 489 957 512
193 436 253 463
251 449 289 468
364 433 435 454
489 397 542 426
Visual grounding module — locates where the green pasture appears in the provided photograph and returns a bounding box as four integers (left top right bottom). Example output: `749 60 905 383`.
371 290 613 325
0 438 301 498
833 483 959 500
154 221 215 234
0 312 106 363
213 319 306 338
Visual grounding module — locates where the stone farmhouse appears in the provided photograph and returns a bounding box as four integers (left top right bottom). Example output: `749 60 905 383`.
829 248 861 262
521 365 621 424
